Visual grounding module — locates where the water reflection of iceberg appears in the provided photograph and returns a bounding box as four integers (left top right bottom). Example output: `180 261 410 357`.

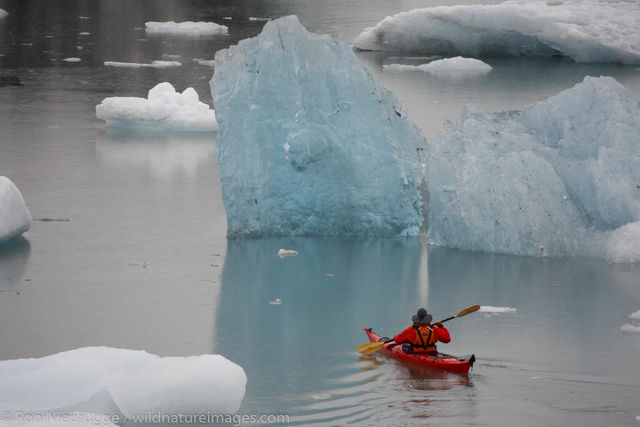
95 130 216 180
215 237 427 409
0 237 31 292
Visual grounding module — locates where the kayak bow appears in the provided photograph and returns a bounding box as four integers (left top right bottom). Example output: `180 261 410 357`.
363 327 475 375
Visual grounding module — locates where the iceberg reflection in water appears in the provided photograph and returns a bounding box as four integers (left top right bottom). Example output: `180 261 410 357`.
215 240 640 425
0 237 31 292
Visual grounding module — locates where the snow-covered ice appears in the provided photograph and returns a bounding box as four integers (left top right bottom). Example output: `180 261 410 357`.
383 57 492 74
211 16 426 238
145 21 228 36
104 60 181 69
0 177 32 244
354 0 640 64
426 76 640 261
96 82 217 132
0 347 247 420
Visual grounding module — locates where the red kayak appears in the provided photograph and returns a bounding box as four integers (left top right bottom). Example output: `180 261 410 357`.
364 327 475 375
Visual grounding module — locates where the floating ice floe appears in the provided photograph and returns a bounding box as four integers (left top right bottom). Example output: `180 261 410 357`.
619 324 640 334
0 347 247 421
0 9 8 18
145 21 228 36
619 309 640 334
62 57 81 63
249 17 271 22
479 306 518 316
0 177 32 244
383 57 492 74
269 298 283 305
212 16 426 238
426 76 640 262
196 59 216 67
354 0 640 64
104 60 181 69
96 82 217 132
277 249 298 258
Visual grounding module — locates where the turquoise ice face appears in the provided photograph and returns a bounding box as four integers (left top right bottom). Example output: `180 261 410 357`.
211 16 427 238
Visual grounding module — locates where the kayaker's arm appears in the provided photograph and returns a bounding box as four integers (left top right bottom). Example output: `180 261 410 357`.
393 326 416 344
433 324 451 343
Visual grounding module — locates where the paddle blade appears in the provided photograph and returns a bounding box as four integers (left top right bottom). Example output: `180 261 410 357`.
357 341 385 355
455 305 480 318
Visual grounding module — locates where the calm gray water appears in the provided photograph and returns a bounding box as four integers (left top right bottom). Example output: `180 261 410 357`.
1 0 640 426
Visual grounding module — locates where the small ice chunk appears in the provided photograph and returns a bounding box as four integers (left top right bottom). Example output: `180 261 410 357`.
0 177 32 244
249 17 271 22
619 323 640 334
1 9 9 18
277 249 298 258
0 347 247 418
383 57 492 74
196 59 216 67
479 306 517 316
104 60 181 69
79 32 90 36
269 298 282 305
620 309 640 333
95 82 217 132
62 57 81 62
311 393 332 400
145 21 228 36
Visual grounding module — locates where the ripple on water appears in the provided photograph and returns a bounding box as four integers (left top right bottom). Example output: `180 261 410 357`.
291 356 476 425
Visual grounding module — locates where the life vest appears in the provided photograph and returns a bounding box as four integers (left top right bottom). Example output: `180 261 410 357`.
411 325 437 353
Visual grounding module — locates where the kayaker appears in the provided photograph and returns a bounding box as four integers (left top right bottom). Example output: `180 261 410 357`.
392 308 450 354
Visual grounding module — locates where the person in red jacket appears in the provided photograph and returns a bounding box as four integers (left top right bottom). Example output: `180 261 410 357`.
393 308 451 354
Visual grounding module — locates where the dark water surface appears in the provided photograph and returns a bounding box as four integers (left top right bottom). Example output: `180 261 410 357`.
1 0 640 426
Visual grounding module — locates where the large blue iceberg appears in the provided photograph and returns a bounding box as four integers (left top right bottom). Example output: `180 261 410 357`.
211 16 426 238
426 76 640 262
